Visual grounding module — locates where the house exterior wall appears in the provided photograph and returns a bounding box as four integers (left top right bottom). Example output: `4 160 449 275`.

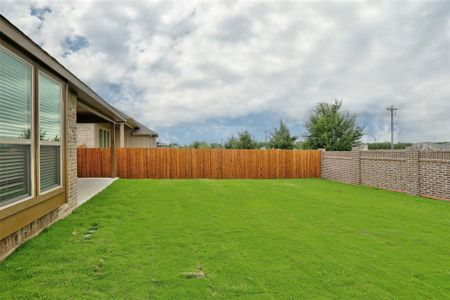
94 123 113 147
76 123 95 147
77 123 112 148
115 125 121 147
77 124 155 148
321 147 450 201
123 127 156 148
128 135 157 148
0 91 78 261
118 127 155 148
124 127 133 147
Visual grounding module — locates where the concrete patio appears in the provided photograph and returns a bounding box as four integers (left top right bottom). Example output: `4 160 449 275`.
77 178 117 206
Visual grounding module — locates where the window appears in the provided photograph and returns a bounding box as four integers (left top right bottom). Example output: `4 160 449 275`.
0 47 33 206
39 72 62 193
99 128 110 148
0 44 65 210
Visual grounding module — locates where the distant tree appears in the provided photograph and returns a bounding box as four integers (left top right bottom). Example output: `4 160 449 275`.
268 120 297 149
257 141 268 149
224 130 259 149
236 130 259 149
210 143 223 149
190 141 210 148
294 140 306 149
303 100 364 151
224 136 239 149
191 141 200 148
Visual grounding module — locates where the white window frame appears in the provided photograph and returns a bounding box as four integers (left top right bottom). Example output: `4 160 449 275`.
0 45 35 208
38 71 63 195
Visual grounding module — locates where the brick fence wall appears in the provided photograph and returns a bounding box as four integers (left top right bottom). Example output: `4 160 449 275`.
320 151 354 184
419 151 450 199
321 146 450 201
360 151 407 192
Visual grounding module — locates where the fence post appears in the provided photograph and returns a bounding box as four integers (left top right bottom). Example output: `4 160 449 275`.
405 146 420 196
319 149 326 178
351 146 365 185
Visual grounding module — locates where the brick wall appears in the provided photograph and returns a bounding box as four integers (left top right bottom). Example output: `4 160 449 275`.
76 123 95 148
360 151 407 192
321 146 450 201
61 91 78 215
419 151 450 200
0 91 78 261
321 151 354 184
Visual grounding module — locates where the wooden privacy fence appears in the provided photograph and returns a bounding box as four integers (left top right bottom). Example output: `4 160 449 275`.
77 148 112 177
77 148 321 179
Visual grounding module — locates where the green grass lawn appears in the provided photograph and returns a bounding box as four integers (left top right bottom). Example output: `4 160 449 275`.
1 179 450 299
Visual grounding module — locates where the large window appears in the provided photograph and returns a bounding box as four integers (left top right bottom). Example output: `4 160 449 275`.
0 47 33 206
0 45 64 207
39 72 62 193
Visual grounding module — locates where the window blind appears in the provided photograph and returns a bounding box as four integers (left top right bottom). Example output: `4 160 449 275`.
0 47 32 206
39 72 62 192
40 145 60 192
39 73 61 142
0 48 32 139
0 144 31 205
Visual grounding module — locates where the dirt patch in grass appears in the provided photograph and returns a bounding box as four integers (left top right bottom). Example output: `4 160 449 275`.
182 265 207 279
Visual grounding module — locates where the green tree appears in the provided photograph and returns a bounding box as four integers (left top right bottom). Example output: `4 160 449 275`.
268 120 297 149
190 141 210 148
210 143 223 149
257 141 268 149
294 140 306 149
224 136 239 149
224 130 259 149
303 100 363 151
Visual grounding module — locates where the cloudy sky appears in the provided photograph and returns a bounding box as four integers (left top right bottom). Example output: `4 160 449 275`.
1 0 449 144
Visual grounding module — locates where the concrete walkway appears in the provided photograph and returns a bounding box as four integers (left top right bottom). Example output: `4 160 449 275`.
77 178 117 206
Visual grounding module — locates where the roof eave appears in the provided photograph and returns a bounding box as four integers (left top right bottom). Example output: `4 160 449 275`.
0 15 126 123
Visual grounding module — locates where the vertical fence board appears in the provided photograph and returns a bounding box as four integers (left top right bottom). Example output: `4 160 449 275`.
77 148 112 177
77 148 321 179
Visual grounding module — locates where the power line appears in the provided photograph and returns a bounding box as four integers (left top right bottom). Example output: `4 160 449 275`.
386 105 398 150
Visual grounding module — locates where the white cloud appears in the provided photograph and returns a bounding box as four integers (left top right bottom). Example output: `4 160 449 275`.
1 0 449 143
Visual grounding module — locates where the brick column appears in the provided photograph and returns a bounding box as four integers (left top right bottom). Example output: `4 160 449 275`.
61 90 78 216
405 146 420 196
351 146 362 184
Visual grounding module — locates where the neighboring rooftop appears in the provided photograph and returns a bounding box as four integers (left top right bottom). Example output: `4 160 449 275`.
415 142 450 151
117 110 158 137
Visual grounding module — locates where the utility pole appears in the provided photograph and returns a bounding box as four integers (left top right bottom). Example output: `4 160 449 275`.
386 106 398 150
